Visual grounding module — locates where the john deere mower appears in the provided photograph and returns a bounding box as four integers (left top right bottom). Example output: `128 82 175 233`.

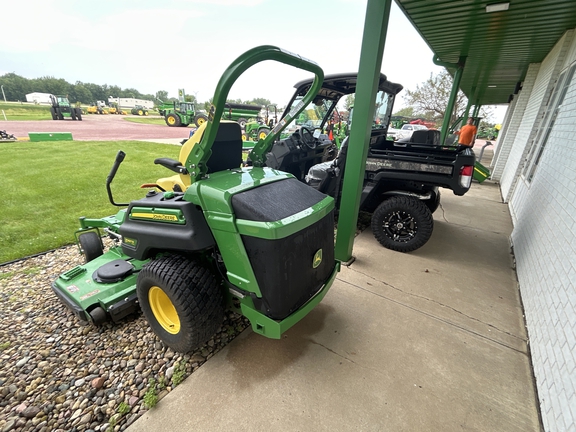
51 46 339 353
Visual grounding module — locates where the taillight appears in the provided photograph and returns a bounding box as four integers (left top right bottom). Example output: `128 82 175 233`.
460 165 473 188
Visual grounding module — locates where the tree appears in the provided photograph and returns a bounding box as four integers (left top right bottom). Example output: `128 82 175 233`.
155 90 169 103
393 106 415 117
403 70 467 125
344 94 355 111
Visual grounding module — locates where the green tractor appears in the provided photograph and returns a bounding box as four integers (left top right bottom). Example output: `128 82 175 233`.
159 101 208 127
242 105 278 142
51 46 339 354
131 105 149 116
49 95 83 121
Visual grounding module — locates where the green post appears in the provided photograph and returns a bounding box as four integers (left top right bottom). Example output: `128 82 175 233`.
334 0 392 263
434 55 467 146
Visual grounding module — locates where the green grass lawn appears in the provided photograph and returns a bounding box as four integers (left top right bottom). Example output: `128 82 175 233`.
0 140 179 264
0 101 52 120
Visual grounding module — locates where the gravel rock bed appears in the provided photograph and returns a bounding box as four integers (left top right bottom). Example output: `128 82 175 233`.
0 245 250 432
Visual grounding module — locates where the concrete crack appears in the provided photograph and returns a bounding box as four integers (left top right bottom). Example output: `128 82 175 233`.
338 272 527 355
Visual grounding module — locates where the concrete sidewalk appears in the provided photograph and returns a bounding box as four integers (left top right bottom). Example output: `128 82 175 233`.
128 179 541 432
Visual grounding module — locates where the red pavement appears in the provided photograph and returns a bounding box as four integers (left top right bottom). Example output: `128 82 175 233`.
0 115 192 141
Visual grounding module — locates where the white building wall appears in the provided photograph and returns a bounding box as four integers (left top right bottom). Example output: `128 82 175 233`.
506 29 576 432
491 64 539 183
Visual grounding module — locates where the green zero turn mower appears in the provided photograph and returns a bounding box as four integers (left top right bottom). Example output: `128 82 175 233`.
51 46 340 353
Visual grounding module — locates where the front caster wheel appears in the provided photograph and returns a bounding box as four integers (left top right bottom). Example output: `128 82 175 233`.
137 255 224 353
371 196 433 253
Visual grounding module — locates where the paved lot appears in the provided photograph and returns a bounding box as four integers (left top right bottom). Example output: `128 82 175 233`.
128 177 541 432
0 115 192 141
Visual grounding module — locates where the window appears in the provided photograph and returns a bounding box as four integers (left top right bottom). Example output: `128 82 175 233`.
523 62 576 182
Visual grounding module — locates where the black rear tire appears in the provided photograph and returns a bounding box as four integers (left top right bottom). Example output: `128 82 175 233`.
371 196 433 253
137 255 224 353
71 109 77 120
237 117 247 129
166 113 181 127
194 114 208 127
50 107 57 120
79 232 104 262
56 108 64 120
75 108 83 121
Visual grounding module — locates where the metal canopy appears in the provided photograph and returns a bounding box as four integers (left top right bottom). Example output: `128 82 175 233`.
395 0 576 105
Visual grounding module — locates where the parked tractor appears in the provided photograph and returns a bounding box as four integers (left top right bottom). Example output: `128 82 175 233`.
108 102 126 115
131 105 149 116
51 46 339 354
86 103 108 115
242 105 278 141
159 101 208 127
49 95 83 121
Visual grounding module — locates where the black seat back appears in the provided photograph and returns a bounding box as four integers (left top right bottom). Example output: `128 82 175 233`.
206 121 243 173
410 129 441 146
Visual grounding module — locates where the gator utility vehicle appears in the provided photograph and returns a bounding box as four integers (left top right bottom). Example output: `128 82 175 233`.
49 95 83 121
51 46 339 353
264 73 475 252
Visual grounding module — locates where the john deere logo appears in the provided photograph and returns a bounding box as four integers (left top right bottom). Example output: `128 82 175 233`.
313 249 323 268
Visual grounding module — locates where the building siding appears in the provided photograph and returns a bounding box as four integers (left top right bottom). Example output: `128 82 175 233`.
507 29 576 432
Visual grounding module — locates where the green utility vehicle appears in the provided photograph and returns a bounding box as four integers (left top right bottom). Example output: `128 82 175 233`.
264 73 475 252
159 101 208 127
51 46 339 353
49 95 83 121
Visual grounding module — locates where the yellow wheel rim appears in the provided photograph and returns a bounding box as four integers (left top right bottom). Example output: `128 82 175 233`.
168 117 176 125
258 131 268 140
149 286 180 334
197 118 205 126
138 110 143 115
241 134 247 141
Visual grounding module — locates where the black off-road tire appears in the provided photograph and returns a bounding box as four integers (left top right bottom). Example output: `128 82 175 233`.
137 255 224 353
194 114 208 127
50 107 58 120
71 109 77 120
371 196 433 253
79 232 104 262
56 108 64 120
75 108 83 121
166 113 181 127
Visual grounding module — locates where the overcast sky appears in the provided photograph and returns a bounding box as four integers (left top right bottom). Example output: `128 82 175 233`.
2 0 506 122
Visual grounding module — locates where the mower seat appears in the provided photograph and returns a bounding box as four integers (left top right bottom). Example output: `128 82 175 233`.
156 121 244 192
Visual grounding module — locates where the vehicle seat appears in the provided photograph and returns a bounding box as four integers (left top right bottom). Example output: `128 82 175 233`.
305 137 349 194
156 121 243 192
403 129 441 147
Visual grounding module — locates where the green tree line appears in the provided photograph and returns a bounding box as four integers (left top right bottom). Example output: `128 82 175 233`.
0 73 160 104
0 73 277 110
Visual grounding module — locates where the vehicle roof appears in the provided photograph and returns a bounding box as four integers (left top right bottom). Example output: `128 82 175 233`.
292 73 403 101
